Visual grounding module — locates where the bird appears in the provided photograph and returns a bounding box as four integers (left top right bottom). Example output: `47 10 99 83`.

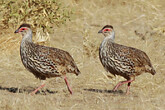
98 25 156 94
14 23 80 95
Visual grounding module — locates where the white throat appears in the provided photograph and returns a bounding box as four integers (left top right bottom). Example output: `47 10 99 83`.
104 31 115 42
22 29 33 42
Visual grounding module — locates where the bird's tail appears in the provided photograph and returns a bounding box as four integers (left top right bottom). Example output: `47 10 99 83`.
145 65 156 75
150 67 156 75
74 68 81 76
67 65 81 76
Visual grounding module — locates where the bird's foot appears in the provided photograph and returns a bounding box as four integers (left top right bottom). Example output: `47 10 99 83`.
30 84 46 95
125 86 130 95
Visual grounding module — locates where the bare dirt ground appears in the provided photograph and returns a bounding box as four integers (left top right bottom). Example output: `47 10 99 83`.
0 0 165 110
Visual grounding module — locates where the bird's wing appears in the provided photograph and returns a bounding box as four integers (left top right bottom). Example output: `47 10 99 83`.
35 45 80 75
114 43 153 70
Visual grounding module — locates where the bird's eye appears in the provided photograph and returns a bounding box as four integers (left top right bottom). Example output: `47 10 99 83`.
103 28 111 32
21 28 26 31
19 28 27 32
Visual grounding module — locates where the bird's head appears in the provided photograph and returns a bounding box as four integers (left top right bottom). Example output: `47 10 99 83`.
14 23 32 36
98 25 115 40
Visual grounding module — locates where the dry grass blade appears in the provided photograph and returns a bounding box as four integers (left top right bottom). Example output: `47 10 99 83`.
0 0 72 33
0 0 165 110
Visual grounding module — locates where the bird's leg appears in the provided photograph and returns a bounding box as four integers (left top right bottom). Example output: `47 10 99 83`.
126 82 131 95
64 76 73 95
31 80 46 95
113 81 125 91
126 77 135 95
113 77 135 92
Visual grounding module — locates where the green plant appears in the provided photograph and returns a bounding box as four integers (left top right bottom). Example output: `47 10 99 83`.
0 0 72 33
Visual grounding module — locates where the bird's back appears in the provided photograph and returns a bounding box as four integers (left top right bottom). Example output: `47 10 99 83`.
99 40 156 79
20 41 80 79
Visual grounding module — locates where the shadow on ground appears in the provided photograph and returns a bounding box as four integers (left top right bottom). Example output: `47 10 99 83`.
0 86 57 95
84 88 124 94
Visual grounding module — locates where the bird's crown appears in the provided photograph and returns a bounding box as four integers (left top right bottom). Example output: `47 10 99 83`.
102 25 113 30
19 23 31 29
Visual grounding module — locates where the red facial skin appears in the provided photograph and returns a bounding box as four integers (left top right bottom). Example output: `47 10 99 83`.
19 27 27 32
15 27 28 33
103 28 111 32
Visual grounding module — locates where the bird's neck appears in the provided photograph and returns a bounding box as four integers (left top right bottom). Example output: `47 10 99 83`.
21 30 33 43
100 32 115 49
21 30 33 50
104 31 115 42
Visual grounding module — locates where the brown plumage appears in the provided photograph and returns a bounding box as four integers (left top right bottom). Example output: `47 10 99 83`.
98 25 156 94
15 23 80 94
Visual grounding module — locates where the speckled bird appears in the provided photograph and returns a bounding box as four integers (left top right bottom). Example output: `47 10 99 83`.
98 25 156 94
15 23 80 95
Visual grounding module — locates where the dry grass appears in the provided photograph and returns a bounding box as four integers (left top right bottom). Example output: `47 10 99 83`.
0 0 165 110
0 0 72 33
